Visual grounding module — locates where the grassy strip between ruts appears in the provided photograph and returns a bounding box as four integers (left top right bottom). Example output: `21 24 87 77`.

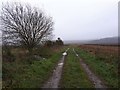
59 48 94 88
75 47 118 88
3 47 67 88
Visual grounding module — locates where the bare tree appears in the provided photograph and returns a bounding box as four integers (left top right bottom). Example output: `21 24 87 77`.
1 3 54 51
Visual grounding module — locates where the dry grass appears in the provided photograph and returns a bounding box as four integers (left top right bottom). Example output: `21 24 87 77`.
77 45 119 88
79 45 119 55
2 46 65 88
79 45 119 64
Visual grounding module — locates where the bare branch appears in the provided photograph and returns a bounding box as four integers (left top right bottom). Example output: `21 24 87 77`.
1 2 54 49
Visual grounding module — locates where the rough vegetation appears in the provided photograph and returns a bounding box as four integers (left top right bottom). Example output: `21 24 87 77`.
76 45 119 88
2 44 119 88
2 46 65 88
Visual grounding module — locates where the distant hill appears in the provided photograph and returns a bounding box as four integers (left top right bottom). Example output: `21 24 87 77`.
88 37 120 45
64 40 89 44
64 37 120 45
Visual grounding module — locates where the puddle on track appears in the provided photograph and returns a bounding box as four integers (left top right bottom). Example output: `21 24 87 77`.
42 50 68 88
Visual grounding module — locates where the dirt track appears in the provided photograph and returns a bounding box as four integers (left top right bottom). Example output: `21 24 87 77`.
73 48 107 88
43 48 107 88
42 49 69 88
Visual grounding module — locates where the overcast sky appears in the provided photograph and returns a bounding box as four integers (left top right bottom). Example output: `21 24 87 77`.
0 0 119 40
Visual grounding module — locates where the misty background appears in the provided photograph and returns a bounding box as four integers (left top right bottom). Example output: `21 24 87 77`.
0 0 119 43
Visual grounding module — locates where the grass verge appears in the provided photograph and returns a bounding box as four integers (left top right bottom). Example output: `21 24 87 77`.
59 48 93 88
75 47 118 88
3 47 66 88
